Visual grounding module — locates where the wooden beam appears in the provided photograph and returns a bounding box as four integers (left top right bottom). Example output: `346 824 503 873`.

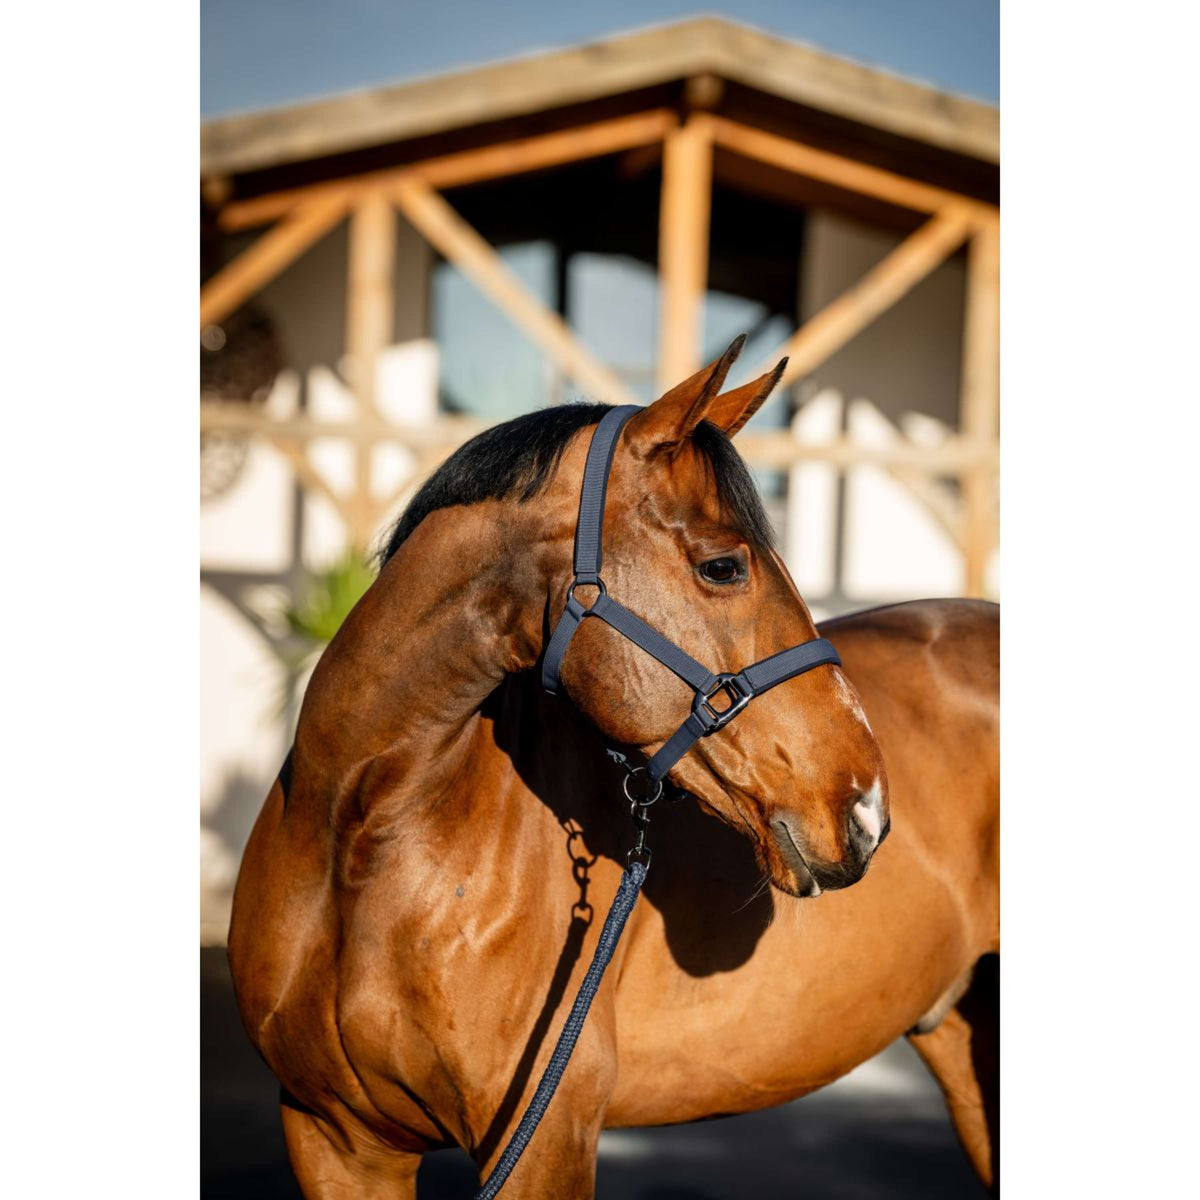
657 119 714 393
200 401 992 474
760 204 976 389
344 191 396 417
219 111 677 231
391 175 639 408
201 175 232 210
849 398 965 547
889 465 964 546
343 190 397 546
372 444 460 524
270 439 349 520
736 430 995 473
419 110 675 192
702 115 995 221
959 221 1000 597
200 194 349 328
200 401 482 448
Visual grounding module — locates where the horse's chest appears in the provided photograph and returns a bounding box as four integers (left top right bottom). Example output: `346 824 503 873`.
334 878 602 1127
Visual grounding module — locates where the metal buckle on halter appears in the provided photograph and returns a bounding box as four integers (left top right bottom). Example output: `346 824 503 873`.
692 673 752 734
622 766 663 807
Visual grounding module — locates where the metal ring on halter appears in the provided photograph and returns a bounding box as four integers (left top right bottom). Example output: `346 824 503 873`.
622 767 663 806
569 577 607 601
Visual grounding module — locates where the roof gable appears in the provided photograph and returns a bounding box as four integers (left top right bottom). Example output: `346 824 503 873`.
201 17 998 177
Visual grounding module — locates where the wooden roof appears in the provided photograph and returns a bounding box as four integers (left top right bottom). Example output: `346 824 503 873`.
201 17 998 179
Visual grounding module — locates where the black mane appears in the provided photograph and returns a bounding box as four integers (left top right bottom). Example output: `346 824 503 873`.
378 403 775 563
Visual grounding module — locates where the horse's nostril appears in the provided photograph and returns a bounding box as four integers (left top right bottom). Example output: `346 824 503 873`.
847 791 885 865
846 820 872 863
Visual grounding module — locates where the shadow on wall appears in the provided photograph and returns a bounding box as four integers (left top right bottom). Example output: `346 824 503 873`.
206 769 271 868
202 947 984 1199
202 768 275 942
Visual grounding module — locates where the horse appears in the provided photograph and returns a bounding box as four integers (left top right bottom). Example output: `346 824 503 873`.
227 337 1000 1198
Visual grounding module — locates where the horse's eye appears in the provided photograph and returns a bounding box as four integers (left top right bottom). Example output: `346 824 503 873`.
698 557 743 585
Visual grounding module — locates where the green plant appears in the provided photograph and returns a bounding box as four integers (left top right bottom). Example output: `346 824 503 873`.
284 551 377 647
264 552 378 728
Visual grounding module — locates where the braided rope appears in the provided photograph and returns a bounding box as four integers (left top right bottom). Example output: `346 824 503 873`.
475 860 648 1198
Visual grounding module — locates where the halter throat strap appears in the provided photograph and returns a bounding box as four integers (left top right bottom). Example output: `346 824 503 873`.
541 405 841 783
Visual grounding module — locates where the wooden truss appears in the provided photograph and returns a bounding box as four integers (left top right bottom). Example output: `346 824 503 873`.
201 107 999 591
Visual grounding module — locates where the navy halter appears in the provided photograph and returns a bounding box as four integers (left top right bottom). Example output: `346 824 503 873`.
541 404 842 787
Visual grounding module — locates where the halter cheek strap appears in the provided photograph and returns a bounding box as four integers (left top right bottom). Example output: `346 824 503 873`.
541 405 842 784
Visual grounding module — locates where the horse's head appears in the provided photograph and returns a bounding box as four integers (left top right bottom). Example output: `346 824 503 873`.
552 338 889 898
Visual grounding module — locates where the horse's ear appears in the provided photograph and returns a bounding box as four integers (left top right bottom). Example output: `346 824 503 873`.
706 358 788 438
627 335 746 454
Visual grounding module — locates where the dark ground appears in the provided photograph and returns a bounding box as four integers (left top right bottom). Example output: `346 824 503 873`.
202 949 984 1198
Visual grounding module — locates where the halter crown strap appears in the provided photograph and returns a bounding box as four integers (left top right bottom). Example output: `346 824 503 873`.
573 405 642 584
541 406 639 692
540 403 842 782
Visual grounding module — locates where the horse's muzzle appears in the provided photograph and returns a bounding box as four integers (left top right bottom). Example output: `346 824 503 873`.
772 797 889 896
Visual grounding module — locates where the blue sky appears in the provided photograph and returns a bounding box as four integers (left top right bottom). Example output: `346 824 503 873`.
202 0 998 119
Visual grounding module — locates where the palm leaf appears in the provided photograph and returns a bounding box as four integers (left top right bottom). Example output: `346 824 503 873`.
284 552 377 648
263 552 378 727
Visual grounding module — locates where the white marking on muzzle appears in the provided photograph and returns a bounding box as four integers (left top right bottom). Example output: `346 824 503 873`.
851 778 884 847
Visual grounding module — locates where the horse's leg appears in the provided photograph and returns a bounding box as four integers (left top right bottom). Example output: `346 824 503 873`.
280 1095 421 1199
907 953 999 1194
472 1052 612 1200
474 1116 603 1200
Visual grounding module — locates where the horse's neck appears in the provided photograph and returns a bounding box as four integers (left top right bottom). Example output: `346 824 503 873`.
491 671 624 813
290 503 551 829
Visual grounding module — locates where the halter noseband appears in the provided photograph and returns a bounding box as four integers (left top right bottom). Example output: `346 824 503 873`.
541 404 842 787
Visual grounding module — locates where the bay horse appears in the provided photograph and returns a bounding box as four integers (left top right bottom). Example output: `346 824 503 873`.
228 338 1000 1197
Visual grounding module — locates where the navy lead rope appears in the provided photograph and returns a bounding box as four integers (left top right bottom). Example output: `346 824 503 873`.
476 406 842 1195
474 861 647 1199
